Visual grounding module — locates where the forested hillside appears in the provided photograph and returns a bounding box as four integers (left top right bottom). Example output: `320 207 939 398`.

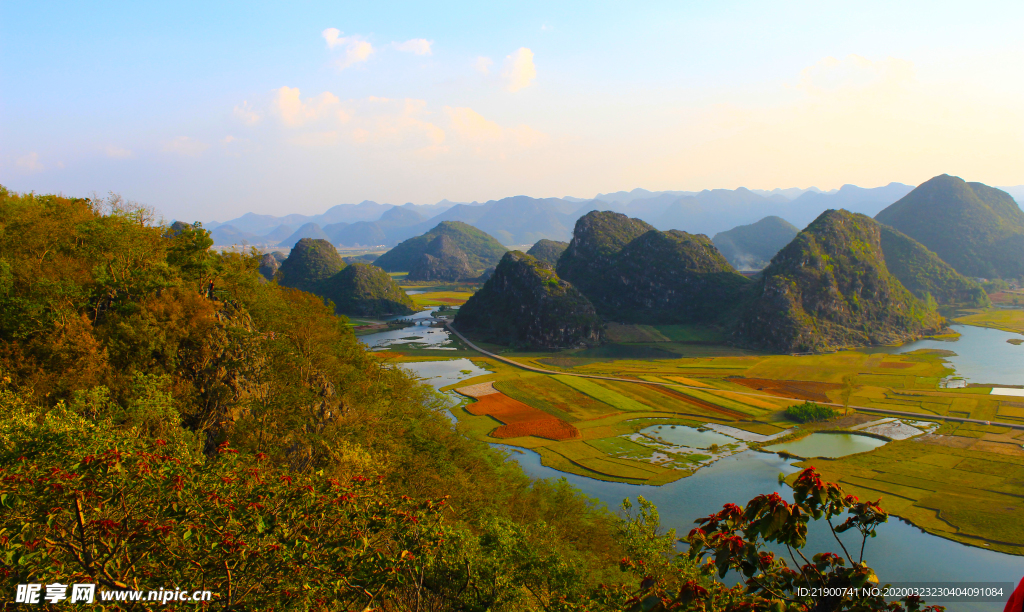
0 187 944 611
0 187 632 609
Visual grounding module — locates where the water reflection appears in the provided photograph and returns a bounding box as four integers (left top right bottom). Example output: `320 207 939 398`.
494 444 1024 611
764 432 888 458
865 324 1024 386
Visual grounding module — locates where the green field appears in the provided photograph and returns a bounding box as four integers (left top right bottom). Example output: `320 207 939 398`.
955 308 1024 334
426 331 1024 555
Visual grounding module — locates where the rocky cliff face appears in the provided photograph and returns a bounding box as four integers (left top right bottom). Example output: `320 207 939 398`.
407 235 474 281
556 211 750 323
737 210 942 353
259 253 280 281
556 211 656 301
603 229 752 323
320 263 416 317
455 251 602 350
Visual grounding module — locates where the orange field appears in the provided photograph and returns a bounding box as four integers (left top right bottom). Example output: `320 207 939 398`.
458 383 581 441
730 377 840 402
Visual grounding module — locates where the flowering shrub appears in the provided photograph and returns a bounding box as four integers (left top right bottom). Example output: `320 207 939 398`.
0 411 447 610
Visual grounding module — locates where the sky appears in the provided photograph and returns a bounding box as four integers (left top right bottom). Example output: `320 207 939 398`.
1 0 1023 222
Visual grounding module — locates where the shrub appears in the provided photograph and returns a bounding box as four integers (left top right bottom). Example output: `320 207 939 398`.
786 401 838 423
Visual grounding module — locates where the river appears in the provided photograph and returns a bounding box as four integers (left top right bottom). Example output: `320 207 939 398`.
359 322 1024 608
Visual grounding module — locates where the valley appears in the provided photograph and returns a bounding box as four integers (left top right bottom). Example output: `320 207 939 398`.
365 310 1024 554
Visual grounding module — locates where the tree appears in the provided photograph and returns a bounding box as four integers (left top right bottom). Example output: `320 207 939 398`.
618 467 942 612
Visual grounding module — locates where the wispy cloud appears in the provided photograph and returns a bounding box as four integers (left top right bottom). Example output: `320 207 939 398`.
394 38 432 56
322 28 374 70
16 152 43 172
445 106 547 150
273 87 348 127
502 48 536 92
474 56 493 75
233 101 261 125
162 137 209 157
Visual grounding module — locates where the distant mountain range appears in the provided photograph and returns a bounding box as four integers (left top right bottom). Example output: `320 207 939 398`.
200 182 1023 251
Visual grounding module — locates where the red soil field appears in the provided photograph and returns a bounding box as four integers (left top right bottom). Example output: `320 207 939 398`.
729 378 840 403
458 384 581 441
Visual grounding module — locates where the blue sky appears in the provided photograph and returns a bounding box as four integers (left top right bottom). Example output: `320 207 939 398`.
2 0 1022 222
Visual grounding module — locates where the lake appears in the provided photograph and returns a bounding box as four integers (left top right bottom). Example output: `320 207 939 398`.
360 325 1024 607
865 323 1024 386
765 432 889 458
495 444 1024 611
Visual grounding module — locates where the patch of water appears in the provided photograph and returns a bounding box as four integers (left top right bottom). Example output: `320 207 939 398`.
492 445 1024 611
865 324 1024 386
400 358 489 390
639 425 735 448
399 358 491 423
764 432 888 458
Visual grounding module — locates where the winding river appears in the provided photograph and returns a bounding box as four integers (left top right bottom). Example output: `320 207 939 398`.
360 321 1024 609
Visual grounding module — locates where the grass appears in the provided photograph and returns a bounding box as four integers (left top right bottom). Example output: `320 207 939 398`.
409 290 477 308
552 376 654 412
432 334 1024 549
604 323 671 343
652 324 728 343
493 376 620 422
954 308 1024 334
796 437 1024 555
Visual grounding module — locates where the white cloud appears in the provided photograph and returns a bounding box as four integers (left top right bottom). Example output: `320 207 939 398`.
502 47 536 92
394 38 432 56
274 87 345 127
105 145 134 159
447 107 503 141
322 28 343 49
162 137 209 157
322 28 373 70
16 152 42 172
233 101 260 125
474 56 493 75
353 98 445 148
445 106 548 151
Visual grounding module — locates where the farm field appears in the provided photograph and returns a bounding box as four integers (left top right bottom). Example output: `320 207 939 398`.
800 428 1024 555
370 318 1024 554
955 308 1024 334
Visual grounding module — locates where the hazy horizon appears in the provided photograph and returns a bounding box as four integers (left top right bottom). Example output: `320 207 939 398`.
3 0 1022 222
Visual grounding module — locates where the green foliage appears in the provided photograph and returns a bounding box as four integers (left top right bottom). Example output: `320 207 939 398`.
982 278 1010 293
527 239 569 266
375 221 508 271
878 224 989 307
320 262 416 317
785 401 838 423
0 185 634 610
876 174 1024 279
558 212 752 324
275 237 346 293
739 209 943 353
455 251 602 349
